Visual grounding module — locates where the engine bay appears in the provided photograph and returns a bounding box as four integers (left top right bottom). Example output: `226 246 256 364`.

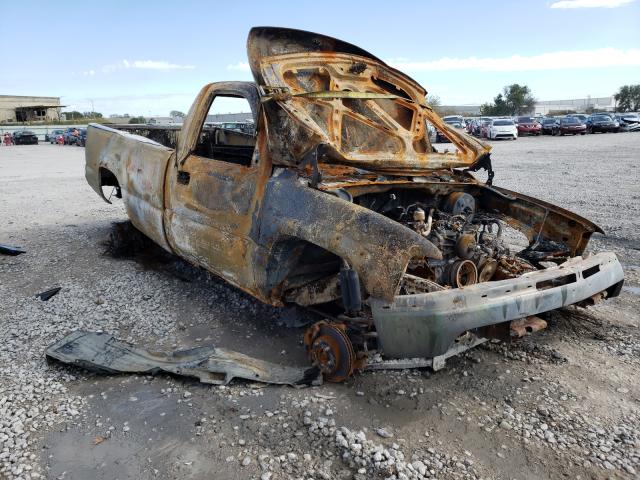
355 189 541 294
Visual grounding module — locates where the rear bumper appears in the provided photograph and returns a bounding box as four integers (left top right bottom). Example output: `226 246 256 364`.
370 252 624 359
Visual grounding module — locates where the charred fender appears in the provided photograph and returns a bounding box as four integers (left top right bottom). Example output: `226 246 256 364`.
255 170 442 302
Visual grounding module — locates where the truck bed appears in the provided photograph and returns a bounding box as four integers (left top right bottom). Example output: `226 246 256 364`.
108 123 255 153
105 124 181 149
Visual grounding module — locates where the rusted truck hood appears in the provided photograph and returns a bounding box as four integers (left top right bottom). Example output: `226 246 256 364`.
248 27 490 173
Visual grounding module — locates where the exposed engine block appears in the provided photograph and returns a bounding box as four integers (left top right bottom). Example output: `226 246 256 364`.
388 192 534 290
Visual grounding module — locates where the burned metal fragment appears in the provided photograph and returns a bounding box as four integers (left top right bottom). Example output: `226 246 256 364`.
46 331 321 386
37 287 61 301
0 243 26 256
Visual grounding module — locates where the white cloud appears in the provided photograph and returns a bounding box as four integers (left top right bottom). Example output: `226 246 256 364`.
550 0 634 8
98 59 194 74
226 61 251 71
389 48 640 72
131 60 194 70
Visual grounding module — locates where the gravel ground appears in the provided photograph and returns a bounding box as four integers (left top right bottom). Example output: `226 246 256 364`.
0 134 639 480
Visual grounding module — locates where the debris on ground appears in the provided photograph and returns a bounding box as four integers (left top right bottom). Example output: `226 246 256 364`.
0 243 26 256
36 287 61 301
46 331 322 386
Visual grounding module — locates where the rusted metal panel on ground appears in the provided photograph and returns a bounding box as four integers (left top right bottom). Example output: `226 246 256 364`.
46 331 321 386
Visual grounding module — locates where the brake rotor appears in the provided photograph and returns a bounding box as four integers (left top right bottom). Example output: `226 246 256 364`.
304 321 355 382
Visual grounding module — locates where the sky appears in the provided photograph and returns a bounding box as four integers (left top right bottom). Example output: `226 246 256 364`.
1 0 638 116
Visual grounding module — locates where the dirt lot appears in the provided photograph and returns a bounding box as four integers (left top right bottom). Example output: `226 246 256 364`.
1 134 639 480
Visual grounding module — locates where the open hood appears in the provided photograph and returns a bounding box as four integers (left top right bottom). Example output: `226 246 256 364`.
247 27 490 173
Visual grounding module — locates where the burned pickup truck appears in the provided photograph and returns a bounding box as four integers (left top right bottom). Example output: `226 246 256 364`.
85 27 624 382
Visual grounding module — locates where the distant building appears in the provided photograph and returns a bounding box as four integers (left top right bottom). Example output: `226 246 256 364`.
0 95 62 123
534 96 615 115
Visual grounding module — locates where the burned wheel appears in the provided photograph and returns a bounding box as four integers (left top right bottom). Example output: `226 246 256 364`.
304 321 355 382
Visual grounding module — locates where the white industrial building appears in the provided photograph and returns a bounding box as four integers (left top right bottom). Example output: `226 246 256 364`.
533 96 616 115
0 95 62 123
442 96 616 117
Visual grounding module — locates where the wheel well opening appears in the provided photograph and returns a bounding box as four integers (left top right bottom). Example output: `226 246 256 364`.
99 168 122 199
266 238 342 306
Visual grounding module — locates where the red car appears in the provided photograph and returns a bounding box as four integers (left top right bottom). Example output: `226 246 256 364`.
479 119 492 138
515 116 541 136
559 117 587 135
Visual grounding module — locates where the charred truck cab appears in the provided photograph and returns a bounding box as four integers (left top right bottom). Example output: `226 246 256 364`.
85 27 624 382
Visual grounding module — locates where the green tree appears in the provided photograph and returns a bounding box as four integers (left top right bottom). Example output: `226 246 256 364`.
614 84 640 112
503 84 536 115
170 110 186 118
426 94 444 115
128 116 146 124
480 93 509 116
480 84 536 116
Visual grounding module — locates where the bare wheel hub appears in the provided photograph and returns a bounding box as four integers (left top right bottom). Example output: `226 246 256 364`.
304 321 355 382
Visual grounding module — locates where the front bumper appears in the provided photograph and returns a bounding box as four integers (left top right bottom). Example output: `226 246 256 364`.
370 252 624 359
492 132 517 139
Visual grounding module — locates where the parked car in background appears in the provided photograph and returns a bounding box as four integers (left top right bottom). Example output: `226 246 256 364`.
217 121 255 135
487 118 517 140
436 118 465 142
12 130 39 145
426 122 437 143
468 118 480 136
615 113 640 132
75 129 88 146
63 128 81 145
566 114 588 124
465 118 474 134
540 118 560 135
479 119 492 138
515 116 541 136
559 117 587 135
47 129 65 144
442 115 464 125
586 114 619 133
591 112 615 120
467 118 478 135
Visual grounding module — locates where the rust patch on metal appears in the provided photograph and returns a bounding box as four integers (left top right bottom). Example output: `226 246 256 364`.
510 316 548 338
